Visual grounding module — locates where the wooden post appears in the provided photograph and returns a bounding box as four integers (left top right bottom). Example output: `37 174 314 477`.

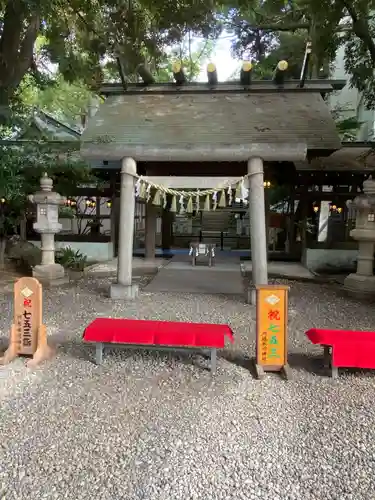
300 194 308 252
94 196 101 235
109 172 118 257
161 195 173 252
287 185 296 254
265 188 270 260
254 284 290 380
145 202 157 260
0 277 53 367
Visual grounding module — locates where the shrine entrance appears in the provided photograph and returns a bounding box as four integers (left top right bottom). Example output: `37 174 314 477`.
135 167 304 262
165 201 302 261
81 77 343 301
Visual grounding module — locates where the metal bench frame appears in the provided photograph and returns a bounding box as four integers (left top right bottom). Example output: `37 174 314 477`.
93 343 218 374
323 345 339 379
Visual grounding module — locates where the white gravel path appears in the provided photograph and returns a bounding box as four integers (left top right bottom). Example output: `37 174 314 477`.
0 277 375 500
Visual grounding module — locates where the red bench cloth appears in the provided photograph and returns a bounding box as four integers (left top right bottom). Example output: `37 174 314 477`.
305 328 375 369
83 318 234 348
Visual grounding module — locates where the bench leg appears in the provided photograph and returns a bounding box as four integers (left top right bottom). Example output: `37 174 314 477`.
95 343 103 365
324 345 338 378
323 346 330 369
210 348 217 375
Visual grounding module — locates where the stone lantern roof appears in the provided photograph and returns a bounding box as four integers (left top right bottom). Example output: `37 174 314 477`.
350 176 375 210
28 173 66 206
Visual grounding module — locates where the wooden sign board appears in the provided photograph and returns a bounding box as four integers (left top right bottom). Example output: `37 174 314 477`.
14 277 42 355
255 285 291 380
0 277 52 367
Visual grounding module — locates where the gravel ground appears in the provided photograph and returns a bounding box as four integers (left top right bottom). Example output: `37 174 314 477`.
1 277 375 500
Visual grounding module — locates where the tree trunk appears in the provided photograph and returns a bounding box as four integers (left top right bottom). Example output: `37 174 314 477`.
308 20 319 78
0 1 40 114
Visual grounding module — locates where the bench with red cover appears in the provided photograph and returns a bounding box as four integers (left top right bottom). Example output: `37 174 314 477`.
305 328 375 378
83 317 234 373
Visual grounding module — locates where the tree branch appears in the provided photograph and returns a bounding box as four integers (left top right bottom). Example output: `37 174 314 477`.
339 0 375 63
230 20 310 32
195 40 209 64
244 21 352 32
259 22 310 31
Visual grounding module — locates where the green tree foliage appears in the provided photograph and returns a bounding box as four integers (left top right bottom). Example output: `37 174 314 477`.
227 7 278 63
2 0 375 116
331 104 363 141
0 141 97 242
343 2 375 109
0 0 220 115
0 143 93 198
157 39 215 82
225 0 375 105
249 32 307 79
12 29 214 132
20 74 96 129
260 32 306 79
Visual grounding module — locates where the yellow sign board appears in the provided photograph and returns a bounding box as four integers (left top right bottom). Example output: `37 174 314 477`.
255 285 290 379
0 277 53 367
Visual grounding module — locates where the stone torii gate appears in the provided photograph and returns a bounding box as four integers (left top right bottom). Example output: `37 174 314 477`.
81 78 343 303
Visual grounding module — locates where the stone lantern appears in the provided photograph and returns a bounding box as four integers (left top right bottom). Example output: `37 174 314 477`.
344 175 375 298
28 173 68 285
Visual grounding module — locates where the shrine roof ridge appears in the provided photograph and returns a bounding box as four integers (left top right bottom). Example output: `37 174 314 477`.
99 79 346 96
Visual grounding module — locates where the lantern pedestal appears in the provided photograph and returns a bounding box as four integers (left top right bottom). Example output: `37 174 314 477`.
32 263 68 287
344 176 375 299
344 273 375 299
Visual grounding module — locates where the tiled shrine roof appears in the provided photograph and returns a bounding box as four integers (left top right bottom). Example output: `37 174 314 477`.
81 82 342 162
295 144 375 172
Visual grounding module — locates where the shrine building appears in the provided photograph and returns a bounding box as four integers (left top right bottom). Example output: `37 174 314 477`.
80 60 349 300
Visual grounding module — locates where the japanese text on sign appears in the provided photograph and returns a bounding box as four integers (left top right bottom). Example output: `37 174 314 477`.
13 278 42 356
256 287 287 368
21 297 33 347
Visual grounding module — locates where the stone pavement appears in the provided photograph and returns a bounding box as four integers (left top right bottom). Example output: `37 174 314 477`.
84 253 316 296
0 277 375 500
145 258 243 294
145 255 315 294
84 256 167 277
241 260 315 281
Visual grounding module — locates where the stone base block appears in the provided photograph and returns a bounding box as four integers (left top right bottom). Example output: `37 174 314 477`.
245 287 257 305
32 263 69 287
344 273 375 299
109 282 139 300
